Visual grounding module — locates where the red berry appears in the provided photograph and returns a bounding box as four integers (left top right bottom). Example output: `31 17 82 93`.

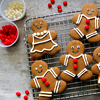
73 64 78 69
84 25 89 29
58 8 62 12
11 35 15 39
50 0 55 4
73 58 77 63
25 90 29 95
57 5 61 9
45 81 49 86
63 1 67 5
2 26 5 30
5 39 10 45
16 91 21 96
0 34 4 38
3 42 8 45
1 38 5 41
42 77 46 82
30 58 35 61
86 19 90 24
48 3 52 8
23 95 28 100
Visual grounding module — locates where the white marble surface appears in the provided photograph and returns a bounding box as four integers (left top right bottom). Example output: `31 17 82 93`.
0 0 100 100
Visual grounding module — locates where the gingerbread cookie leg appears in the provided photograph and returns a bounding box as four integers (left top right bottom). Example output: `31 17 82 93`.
70 28 83 40
61 70 75 82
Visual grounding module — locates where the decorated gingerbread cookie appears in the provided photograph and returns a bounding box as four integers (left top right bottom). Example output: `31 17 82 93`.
27 18 61 58
59 40 93 82
70 3 100 43
91 47 100 87
30 60 67 100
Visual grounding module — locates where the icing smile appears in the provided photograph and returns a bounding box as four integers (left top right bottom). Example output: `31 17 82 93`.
87 12 92 15
38 69 43 73
36 26 42 29
72 51 79 54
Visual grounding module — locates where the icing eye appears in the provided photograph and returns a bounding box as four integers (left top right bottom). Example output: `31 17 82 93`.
92 9 94 12
34 23 37 26
77 45 80 49
87 8 89 11
71 46 74 49
97 53 100 56
40 21 43 25
39 65 42 68
35 68 38 71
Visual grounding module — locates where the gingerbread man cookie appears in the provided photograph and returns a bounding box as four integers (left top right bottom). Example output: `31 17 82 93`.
27 18 61 58
70 3 100 43
30 60 67 100
91 47 100 87
59 40 93 82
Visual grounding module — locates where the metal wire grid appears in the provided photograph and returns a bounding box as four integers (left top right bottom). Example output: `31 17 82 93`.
24 8 100 100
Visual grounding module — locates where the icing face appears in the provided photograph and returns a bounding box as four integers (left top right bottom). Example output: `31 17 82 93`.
31 60 48 76
31 18 48 33
93 47 100 62
66 40 85 56
81 3 99 17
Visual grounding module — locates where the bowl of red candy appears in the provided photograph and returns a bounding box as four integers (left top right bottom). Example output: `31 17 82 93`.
0 21 19 47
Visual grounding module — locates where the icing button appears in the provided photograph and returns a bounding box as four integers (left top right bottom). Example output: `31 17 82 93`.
86 19 90 24
37 32 40 36
45 81 49 86
42 77 46 82
41 32 44 35
73 64 78 69
73 58 77 63
84 25 89 29
44 30 47 34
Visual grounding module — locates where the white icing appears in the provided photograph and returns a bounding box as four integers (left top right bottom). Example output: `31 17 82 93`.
33 33 36 36
35 68 38 71
74 28 84 38
71 46 74 49
63 70 76 78
40 91 52 94
30 31 58 53
98 77 100 84
33 68 58 88
54 81 60 93
77 45 80 49
97 62 100 70
86 31 98 39
39 94 52 97
76 14 99 29
77 68 87 78
39 65 42 68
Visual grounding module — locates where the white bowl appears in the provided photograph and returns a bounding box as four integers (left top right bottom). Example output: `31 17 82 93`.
0 0 26 21
0 21 19 47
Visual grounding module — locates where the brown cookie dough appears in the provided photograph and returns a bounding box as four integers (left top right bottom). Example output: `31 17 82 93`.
27 18 61 58
30 60 67 100
59 40 93 82
91 47 100 87
70 3 100 43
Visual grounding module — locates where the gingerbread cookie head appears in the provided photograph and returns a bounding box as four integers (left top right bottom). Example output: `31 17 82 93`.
93 47 100 63
66 40 85 56
31 18 48 33
81 3 99 17
31 60 48 76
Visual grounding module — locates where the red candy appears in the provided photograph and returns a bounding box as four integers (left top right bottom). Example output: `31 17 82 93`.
50 0 55 4
57 5 61 9
45 81 49 86
30 57 35 61
63 1 67 6
25 90 29 95
58 8 62 12
0 25 17 45
84 25 89 29
16 91 21 96
42 77 46 82
73 58 77 63
23 95 28 100
86 19 90 24
48 3 52 8
73 64 78 69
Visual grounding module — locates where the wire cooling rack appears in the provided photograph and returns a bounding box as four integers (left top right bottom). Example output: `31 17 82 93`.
24 8 100 100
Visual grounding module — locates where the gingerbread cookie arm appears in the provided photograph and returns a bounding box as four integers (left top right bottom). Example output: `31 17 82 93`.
91 64 100 75
50 30 57 40
51 67 60 76
85 54 93 64
27 34 33 44
59 55 66 66
30 78 39 89
72 14 80 24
